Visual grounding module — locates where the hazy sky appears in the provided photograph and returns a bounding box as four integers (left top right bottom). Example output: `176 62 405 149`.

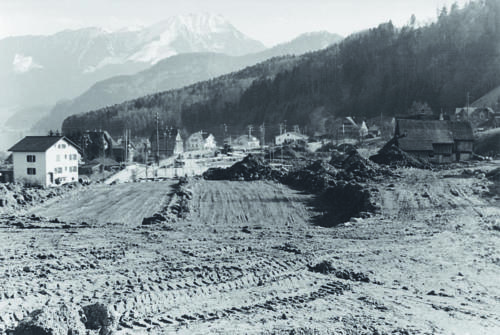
0 0 467 46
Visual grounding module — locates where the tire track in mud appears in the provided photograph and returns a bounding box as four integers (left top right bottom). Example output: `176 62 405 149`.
108 180 331 332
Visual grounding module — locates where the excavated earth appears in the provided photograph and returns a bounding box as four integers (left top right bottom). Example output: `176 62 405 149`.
0 162 499 334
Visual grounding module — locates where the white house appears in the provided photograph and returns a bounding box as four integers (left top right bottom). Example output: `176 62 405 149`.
185 131 217 151
275 132 309 145
8 136 81 187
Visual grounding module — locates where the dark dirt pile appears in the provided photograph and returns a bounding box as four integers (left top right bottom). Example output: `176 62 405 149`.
142 177 192 226
474 128 500 158
369 143 430 169
283 160 339 193
12 302 116 335
312 181 379 227
203 154 284 181
308 260 370 283
0 183 81 210
486 168 500 181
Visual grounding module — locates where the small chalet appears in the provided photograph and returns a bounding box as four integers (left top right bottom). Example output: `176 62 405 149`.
275 132 309 145
150 128 183 159
185 131 216 151
395 120 474 163
8 136 81 186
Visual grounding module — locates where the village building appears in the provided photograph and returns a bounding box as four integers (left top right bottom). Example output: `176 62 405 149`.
339 117 360 138
275 132 309 145
455 107 498 129
149 128 183 159
232 135 260 150
8 136 81 186
395 119 474 163
185 131 216 151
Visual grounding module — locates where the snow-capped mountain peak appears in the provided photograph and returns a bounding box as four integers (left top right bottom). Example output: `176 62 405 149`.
130 13 261 64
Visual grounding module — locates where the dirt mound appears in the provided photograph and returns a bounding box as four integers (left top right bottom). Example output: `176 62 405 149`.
142 178 193 226
82 303 117 335
474 128 500 158
308 260 370 282
283 160 339 193
369 144 430 169
203 154 283 181
0 183 81 212
486 168 500 181
13 304 87 335
313 181 378 227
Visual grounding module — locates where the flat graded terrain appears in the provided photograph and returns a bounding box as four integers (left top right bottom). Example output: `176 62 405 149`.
25 181 176 226
0 171 500 334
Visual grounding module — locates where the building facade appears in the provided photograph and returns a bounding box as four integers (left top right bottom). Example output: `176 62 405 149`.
185 131 216 151
9 136 80 186
275 132 309 145
395 119 474 163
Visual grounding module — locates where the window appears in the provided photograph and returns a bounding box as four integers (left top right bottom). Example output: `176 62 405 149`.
57 167 62 174
27 168 36 175
64 154 67 160
26 155 36 162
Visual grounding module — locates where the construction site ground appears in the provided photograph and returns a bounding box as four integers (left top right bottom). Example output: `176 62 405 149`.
0 163 499 334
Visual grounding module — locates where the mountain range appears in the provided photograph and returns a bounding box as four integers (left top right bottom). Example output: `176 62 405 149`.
62 0 500 141
23 31 341 132
0 13 265 111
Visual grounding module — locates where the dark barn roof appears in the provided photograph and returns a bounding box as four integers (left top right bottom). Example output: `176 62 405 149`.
450 121 474 141
396 120 454 152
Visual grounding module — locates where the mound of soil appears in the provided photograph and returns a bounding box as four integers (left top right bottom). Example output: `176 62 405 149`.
369 144 430 169
13 304 87 335
486 168 500 181
308 260 370 283
313 181 378 227
82 303 117 335
142 178 193 225
0 183 80 211
283 160 339 193
203 154 283 181
474 128 500 158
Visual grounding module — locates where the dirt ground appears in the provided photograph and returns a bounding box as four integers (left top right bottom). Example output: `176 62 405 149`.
0 165 499 334
24 181 176 226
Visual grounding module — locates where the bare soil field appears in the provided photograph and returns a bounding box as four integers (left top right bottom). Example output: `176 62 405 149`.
24 181 176 226
0 167 499 334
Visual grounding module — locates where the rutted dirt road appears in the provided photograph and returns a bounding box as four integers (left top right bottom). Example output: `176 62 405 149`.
1 171 499 334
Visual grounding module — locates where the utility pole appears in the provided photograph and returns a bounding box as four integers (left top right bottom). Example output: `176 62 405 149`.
466 91 470 121
156 111 160 164
260 123 265 148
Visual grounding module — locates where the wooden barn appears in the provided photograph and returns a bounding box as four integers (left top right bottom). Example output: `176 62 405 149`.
395 119 474 163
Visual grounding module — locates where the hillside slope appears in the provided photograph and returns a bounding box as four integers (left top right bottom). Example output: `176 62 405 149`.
63 1 500 140
31 32 341 132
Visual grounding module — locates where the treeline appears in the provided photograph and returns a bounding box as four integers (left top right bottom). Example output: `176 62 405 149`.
63 0 500 139
183 0 500 132
62 56 299 138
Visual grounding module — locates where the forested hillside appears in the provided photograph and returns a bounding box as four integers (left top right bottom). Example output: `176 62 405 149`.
63 0 500 139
